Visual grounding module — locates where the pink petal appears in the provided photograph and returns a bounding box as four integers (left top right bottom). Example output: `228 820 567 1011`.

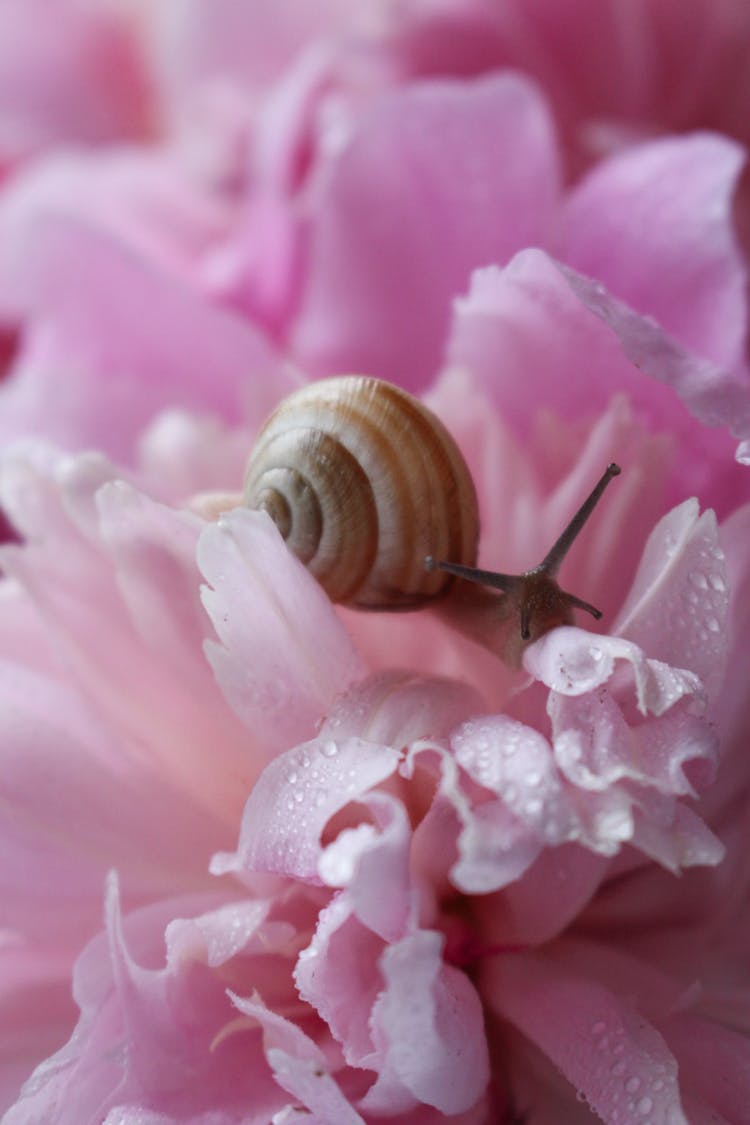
662 1012 750 1123
0 152 228 318
471 845 609 948
362 931 489 1115
293 72 560 388
0 0 150 161
447 250 750 513
482 947 689 1124
563 134 748 372
199 509 365 757
0 211 292 461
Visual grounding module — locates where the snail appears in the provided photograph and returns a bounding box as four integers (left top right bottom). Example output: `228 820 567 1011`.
201 375 620 665
242 375 479 609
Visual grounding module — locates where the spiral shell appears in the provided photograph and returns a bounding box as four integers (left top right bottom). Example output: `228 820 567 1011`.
243 375 479 608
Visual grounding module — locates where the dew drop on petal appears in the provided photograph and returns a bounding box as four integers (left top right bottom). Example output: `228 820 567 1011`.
321 740 339 757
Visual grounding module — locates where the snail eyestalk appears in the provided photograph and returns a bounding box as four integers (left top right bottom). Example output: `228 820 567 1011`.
425 463 621 646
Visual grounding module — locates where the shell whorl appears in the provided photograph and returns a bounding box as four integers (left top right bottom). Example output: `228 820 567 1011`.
243 376 479 608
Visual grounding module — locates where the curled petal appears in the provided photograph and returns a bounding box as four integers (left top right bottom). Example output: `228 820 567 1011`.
361 930 489 1116
212 735 400 882
295 895 384 1068
318 791 413 942
525 626 705 717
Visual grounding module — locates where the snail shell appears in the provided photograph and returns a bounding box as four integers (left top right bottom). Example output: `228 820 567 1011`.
243 375 479 608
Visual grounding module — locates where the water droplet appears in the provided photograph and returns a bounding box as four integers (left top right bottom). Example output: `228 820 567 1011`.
588 647 603 662
312 788 327 807
706 616 721 633
321 740 339 758
284 768 298 784
709 573 726 592
689 571 708 590
293 789 305 804
625 1076 641 1094
611 1060 626 1076
591 1020 606 1036
636 1096 653 1116
300 752 311 768
285 798 295 812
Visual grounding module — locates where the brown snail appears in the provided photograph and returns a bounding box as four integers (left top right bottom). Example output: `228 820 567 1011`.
235 375 620 666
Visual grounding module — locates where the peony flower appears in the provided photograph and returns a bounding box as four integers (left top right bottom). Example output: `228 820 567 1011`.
1 3 750 1124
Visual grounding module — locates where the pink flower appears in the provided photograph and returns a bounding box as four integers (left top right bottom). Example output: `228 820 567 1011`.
1 4 750 1124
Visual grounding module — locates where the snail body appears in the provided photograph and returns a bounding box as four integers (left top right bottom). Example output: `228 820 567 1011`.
235 374 620 665
243 375 479 609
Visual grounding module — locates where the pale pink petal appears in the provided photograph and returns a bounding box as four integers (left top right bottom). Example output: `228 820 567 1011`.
136 410 254 506
318 792 413 941
198 509 365 756
316 668 484 747
214 733 400 882
295 895 384 1067
229 991 365 1124
362 931 489 1115
482 947 689 1125
525 627 704 717
293 73 560 387
152 0 365 100
549 690 713 799
563 134 748 372
447 250 750 513
165 900 274 969
5 878 286 1125
0 451 256 822
615 500 728 690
